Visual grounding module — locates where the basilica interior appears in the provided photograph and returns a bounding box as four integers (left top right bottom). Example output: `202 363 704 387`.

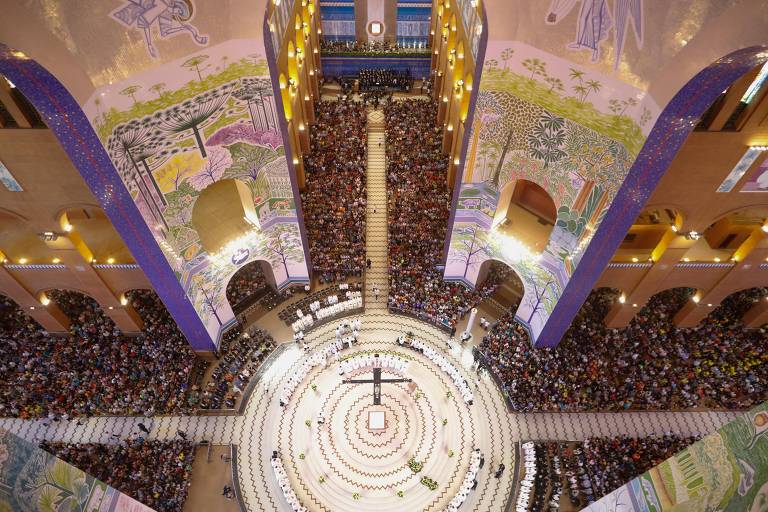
0 1 768 511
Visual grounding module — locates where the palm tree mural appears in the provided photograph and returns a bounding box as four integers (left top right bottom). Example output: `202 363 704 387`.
149 82 167 99
119 85 142 105
522 58 546 79
500 48 514 70
182 55 210 81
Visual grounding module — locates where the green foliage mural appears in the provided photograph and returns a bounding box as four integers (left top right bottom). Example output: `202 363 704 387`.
585 401 768 511
86 40 308 342
446 41 650 342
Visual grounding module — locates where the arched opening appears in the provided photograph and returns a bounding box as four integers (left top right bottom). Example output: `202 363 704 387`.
493 179 557 254
681 206 768 263
46 289 115 332
0 293 40 331
705 286 768 327
614 207 681 262
641 287 697 320
475 258 524 317
279 73 292 120
225 259 278 315
190 179 261 258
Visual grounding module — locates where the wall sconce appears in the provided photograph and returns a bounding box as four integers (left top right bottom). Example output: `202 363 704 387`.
299 123 305 131
618 293 626 304
40 294 50 306
692 294 701 304
120 295 128 306
447 124 454 131
309 69 315 75
292 157 299 165
453 158 460 165
304 94 310 101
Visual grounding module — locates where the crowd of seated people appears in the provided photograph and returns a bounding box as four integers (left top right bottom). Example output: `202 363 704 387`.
190 326 276 410
43 439 195 512
385 100 516 329
301 99 367 283
226 263 270 311
520 434 696 510
479 286 768 412
0 290 201 418
359 68 412 92
320 39 428 54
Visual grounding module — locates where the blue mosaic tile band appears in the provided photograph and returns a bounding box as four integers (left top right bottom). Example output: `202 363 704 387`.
0 44 215 351
535 45 768 348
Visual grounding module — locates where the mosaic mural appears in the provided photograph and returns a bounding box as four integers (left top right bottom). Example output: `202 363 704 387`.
445 41 658 342
84 39 309 343
0 429 152 512
584 401 768 511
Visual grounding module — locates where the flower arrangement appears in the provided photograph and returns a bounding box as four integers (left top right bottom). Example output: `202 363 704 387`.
407 457 424 473
420 476 438 490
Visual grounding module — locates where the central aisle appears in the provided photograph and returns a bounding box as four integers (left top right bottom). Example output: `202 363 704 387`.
364 109 388 311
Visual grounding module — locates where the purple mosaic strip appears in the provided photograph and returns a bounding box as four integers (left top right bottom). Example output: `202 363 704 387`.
0 45 215 351
535 45 768 348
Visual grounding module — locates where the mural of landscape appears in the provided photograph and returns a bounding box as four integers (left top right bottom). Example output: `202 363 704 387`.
84 39 309 343
445 40 659 342
0 429 152 512
584 401 768 511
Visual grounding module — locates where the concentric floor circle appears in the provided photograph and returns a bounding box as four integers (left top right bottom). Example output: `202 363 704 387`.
238 312 518 512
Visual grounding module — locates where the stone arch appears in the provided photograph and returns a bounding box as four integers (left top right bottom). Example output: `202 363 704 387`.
224 258 278 314
475 257 525 316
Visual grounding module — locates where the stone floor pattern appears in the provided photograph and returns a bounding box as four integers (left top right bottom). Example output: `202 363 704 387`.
0 105 742 511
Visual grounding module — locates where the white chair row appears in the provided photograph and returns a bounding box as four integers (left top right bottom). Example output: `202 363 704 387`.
339 353 409 375
315 296 363 320
411 339 474 403
271 457 306 512
291 314 314 333
444 449 483 512
516 442 537 512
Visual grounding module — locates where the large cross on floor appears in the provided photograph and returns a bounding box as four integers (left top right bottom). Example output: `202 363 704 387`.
342 355 411 405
